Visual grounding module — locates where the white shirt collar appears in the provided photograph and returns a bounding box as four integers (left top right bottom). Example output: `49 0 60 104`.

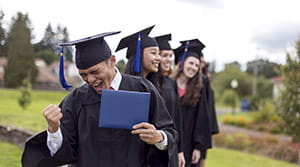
110 67 122 90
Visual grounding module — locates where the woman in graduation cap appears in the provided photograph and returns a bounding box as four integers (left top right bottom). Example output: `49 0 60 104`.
154 34 185 167
198 57 219 167
21 31 178 167
115 26 180 167
171 39 212 167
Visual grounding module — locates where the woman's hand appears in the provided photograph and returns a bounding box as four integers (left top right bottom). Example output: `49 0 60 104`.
178 152 186 167
191 149 200 164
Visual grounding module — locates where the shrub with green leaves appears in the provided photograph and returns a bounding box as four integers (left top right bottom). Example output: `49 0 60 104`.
221 89 239 108
253 101 276 123
213 132 299 163
277 38 300 142
18 79 31 110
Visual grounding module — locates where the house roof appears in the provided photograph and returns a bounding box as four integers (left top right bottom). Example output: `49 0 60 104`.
0 57 82 85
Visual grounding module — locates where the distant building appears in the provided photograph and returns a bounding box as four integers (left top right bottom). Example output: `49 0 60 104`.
271 75 284 99
0 57 83 90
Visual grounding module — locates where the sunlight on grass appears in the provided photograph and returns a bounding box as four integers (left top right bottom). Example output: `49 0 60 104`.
207 147 297 167
0 141 22 167
0 88 68 132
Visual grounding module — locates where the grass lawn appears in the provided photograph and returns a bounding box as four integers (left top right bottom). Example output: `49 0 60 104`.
0 88 297 167
0 142 296 167
206 147 297 167
0 141 22 167
0 88 68 132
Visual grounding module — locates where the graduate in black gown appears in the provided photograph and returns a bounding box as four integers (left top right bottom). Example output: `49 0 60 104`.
155 34 185 167
115 26 179 167
171 39 212 167
198 58 219 167
21 31 178 167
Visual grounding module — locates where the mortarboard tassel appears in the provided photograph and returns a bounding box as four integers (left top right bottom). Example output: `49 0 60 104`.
59 46 73 90
134 33 141 73
180 41 190 71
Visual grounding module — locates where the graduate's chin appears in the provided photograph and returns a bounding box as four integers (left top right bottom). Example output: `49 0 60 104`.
96 89 103 94
93 87 103 94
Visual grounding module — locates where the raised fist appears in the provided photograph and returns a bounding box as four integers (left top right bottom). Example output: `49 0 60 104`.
43 104 63 133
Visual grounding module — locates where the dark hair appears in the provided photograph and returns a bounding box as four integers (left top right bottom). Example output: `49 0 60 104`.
202 62 209 75
146 67 164 96
124 48 164 95
171 60 203 107
124 50 144 76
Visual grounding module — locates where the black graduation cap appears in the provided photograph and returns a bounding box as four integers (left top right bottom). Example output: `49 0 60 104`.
115 25 158 73
154 34 172 50
58 31 121 90
174 39 205 65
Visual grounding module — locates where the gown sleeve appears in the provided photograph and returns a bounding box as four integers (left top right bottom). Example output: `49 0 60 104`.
173 79 184 153
203 75 219 135
22 92 80 167
141 78 178 167
193 87 212 151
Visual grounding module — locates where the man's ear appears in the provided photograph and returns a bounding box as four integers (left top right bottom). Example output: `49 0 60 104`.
109 55 116 66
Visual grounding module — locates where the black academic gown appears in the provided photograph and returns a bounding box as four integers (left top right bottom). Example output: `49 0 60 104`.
22 74 178 167
180 87 212 167
202 75 219 135
149 77 183 167
162 77 183 152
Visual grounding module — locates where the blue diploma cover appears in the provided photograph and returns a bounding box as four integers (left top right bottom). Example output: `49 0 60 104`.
99 89 150 129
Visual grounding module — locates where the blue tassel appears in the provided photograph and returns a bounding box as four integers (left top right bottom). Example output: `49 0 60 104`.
180 41 190 71
59 46 73 90
134 33 141 73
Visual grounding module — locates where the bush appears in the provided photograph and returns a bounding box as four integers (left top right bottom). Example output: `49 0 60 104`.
18 79 31 110
250 95 260 111
222 116 233 125
253 101 281 123
213 132 299 163
221 89 239 108
214 133 252 151
235 116 248 127
222 115 249 128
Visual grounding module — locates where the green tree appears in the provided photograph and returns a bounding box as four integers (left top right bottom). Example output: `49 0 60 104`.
18 78 31 110
61 27 73 61
36 49 57 65
225 61 241 71
0 10 6 57
34 23 57 65
40 23 56 50
4 12 38 88
55 25 73 61
116 59 126 73
277 38 300 141
246 59 280 78
221 89 239 110
256 76 273 98
34 23 72 64
212 63 252 98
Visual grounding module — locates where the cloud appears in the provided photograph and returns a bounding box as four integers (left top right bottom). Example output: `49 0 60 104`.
251 21 300 53
176 0 222 8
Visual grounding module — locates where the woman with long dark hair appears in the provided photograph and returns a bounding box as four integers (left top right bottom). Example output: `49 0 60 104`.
115 26 178 167
171 39 211 167
154 34 185 167
198 58 219 167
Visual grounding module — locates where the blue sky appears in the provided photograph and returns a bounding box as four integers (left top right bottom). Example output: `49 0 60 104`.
1 0 300 71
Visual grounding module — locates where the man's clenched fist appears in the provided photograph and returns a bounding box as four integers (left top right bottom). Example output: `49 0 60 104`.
43 104 63 133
